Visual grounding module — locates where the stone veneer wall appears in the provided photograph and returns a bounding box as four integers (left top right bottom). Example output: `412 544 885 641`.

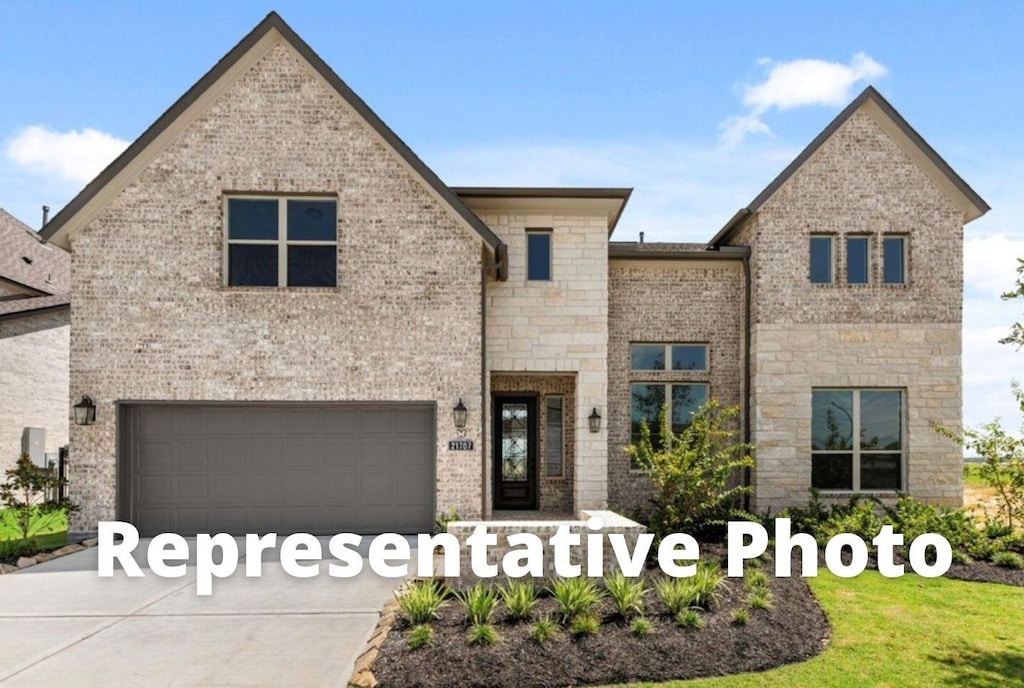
607 260 745 514
68 40 485 529
0 312 70 473
482 213 609 513
491 374 576 514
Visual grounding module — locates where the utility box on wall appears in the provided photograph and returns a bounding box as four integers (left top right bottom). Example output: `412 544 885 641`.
22 427 46 467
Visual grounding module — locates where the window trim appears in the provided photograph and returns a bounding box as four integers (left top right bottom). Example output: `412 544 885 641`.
526 228 553 282
882 235 908 285
809 235 835 284
629 343 709 372
845 235 871 285
223 194 338 288
629 381 710 470
811 387 905 493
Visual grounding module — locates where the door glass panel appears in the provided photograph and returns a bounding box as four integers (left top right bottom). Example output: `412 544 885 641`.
501 403 528 482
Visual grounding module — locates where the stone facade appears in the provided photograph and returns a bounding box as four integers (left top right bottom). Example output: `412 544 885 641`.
607 260 746 513
68 41 485 528
0 311 70 472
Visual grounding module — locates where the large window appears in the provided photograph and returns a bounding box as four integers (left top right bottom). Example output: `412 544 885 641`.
226 196 337 287
526 230 552 281
630 344 708 371
630 383 708 459
846 236 869 284
809 236 834 284
883 236 906 284
811 389 903 491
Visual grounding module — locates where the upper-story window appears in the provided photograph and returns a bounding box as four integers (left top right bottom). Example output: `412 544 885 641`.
630 343 708 371
809 236 834 284
526 229 552 281
883 236 907 284
225 196 337 288
846 236 869 284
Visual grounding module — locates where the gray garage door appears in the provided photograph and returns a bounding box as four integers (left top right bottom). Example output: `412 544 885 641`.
122 403 435 536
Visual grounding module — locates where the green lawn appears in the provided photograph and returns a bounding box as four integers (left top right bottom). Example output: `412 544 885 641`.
0 507 68 551
614 572 1024 688
964 463 988 490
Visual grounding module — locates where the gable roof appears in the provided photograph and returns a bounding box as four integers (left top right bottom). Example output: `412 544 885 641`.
709 86 990 248
0 209 69 294
39 12 503 253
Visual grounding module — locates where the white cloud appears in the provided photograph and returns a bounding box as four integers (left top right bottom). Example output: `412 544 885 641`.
5 125 129 185
964 233 1024 298
721 53 888 147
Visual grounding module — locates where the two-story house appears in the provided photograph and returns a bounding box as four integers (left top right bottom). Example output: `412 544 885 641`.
39 13 987 535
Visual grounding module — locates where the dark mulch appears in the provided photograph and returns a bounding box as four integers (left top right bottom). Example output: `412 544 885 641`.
374 568 830 688
945 561 1024 587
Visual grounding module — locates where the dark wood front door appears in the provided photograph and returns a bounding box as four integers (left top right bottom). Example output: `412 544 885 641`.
493 396 538 509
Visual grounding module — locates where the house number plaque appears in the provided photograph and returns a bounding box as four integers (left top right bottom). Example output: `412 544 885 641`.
448 439 474 451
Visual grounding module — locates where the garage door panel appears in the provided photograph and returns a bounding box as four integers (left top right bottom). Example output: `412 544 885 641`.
129 404 434 535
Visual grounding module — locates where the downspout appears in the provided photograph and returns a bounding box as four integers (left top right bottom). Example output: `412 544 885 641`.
480 243 507 518
741 251 753 513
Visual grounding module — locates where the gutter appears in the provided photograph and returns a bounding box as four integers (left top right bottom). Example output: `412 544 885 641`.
741 250 753 513
480 243 508 518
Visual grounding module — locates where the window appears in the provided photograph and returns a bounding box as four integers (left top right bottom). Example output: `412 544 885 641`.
809 236 833 284
846 236 869 284
630 344 708 371
883 236 906 284
630 382 709 458
526 230 552 281
545 396 564 477
226 196 337 287
811 389 903 491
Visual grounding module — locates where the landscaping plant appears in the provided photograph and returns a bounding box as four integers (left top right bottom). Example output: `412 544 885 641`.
655 577 699 616
749 587 774 611
395 579 449 625
456 581 500 625
627 400 754 541
467 623 499 646
731 607 750 625
630 616 653 637
497 579 538 621
688 560 726 610
0 454 76 552
604 572 646 619
676 608 703 629
549 577 605 622
993 551 1024 569
531 616 559 644
407 624 433 650
569 613 601 637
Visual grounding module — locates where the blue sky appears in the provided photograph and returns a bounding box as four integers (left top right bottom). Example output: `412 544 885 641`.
1 1 1022 431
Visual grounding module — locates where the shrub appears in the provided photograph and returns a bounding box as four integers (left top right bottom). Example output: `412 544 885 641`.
689 560 726 610
395 580 448 625
744 569 769 591
569 613 601 636
655 577 697 616
468 623 499 646
627 400 755 541
748 587 773 611
498 579 538 621
604 572 646 619
434 507 461 534
456 581 500 625
549 577 604 622
675 608 703 629
630 616 653 637
532 616 559 644
993 551 1024 569
407 624 433 650
0 454 77 545
732 608 750 625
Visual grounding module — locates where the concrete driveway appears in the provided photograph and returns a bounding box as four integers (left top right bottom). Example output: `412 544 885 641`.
0 538 407 687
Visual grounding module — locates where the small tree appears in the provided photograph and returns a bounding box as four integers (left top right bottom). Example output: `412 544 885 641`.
627 399 754 540
0 454 76 547
999 258 1024 348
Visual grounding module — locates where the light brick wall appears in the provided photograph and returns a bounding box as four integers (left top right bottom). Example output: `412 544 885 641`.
68 41 486 529
731 108 965 511
482 213 609 512
607 260 746 513
0 312 70 472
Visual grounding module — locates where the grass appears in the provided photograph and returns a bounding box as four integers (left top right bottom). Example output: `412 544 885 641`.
0 507 68 552
963 463 987 490
609 572 1024 687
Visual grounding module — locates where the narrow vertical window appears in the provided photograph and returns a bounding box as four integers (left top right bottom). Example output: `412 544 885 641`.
846 236 869 284
527 230 552 281
809 236 833 284
545 396 564 477
883 237 906 284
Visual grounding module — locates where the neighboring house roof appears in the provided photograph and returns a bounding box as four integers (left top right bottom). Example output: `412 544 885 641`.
709 86 991 248
0 209 70 321
609 241 749 260
453 187 633 234
0 292 70 321
39 12 504 255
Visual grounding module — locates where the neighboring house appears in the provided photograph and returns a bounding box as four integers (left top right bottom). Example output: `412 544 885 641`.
0 209 70 473
39 13 987 535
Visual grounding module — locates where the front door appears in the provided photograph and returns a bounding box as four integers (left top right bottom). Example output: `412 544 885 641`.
493 396 538 509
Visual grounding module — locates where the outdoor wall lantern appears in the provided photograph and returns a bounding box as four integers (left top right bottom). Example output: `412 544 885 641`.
73 395 97 426
588 407 602 433
453 399 468 436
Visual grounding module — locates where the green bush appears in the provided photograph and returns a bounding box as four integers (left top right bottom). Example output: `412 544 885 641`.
456 581 500 625
675 608 703 629
744 568 769 591
549 577 604 622
497 579 538 621
1 455 77 546
468 623 499 646
531 616 559 644
604 572 646 619
630 616 653 637
655 577 697 616
749 587 773 611
395 580 449 625
689 560 726 610
569 613 601 636
433 507 461 534
732 607 750 625
627 400 755 541
993 551 1024 569
407 624 433 650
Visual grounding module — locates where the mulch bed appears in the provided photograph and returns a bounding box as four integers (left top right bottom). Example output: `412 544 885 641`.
373 564 830 688
945 561 1024 587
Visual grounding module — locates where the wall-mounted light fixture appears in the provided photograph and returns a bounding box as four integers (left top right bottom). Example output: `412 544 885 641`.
588 407 602 433
73 395 97 426
453 399 468 436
